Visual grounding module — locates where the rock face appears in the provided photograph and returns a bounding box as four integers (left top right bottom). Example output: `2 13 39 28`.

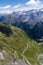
12 58 28 65
0 52 4 60
0 9 43 41
38 54 43 65
0 50 7 60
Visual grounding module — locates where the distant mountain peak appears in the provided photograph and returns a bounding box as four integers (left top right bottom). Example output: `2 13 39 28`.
0 9 43 41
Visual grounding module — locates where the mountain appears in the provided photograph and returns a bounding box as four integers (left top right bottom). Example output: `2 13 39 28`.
0 23 43 65
0 9 43 41
0 14 8 21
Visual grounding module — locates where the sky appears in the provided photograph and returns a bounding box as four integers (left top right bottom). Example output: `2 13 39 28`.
0 0 43 14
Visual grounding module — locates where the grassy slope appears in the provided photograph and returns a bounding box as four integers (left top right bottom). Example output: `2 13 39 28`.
0 23 43 65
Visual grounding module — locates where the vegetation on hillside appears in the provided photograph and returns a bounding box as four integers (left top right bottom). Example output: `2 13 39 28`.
0 23 43 65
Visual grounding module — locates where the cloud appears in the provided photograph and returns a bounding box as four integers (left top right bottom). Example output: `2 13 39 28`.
26 0 40 5
0 10 13 14
0 5 11 9
3 5 11 9
0 0 43 14
0 5 13 14
25 0 43 9
13 4 21 8
12 0 43 12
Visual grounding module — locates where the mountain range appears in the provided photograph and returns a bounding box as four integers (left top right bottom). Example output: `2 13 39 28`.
0 9 43 41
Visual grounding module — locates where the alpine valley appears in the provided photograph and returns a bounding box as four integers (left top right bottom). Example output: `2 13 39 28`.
0 9 43 65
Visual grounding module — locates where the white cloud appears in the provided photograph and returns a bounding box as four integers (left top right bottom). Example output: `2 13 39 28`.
0 5 11 9
12 0 43 12
26 0 40 5
25 0 43 9
0 10 13 14
3 5 11 9
13 4 21 8
0 0 43 14
0 5 13 14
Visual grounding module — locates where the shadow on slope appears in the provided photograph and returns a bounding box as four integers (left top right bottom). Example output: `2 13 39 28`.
0 24 13 36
